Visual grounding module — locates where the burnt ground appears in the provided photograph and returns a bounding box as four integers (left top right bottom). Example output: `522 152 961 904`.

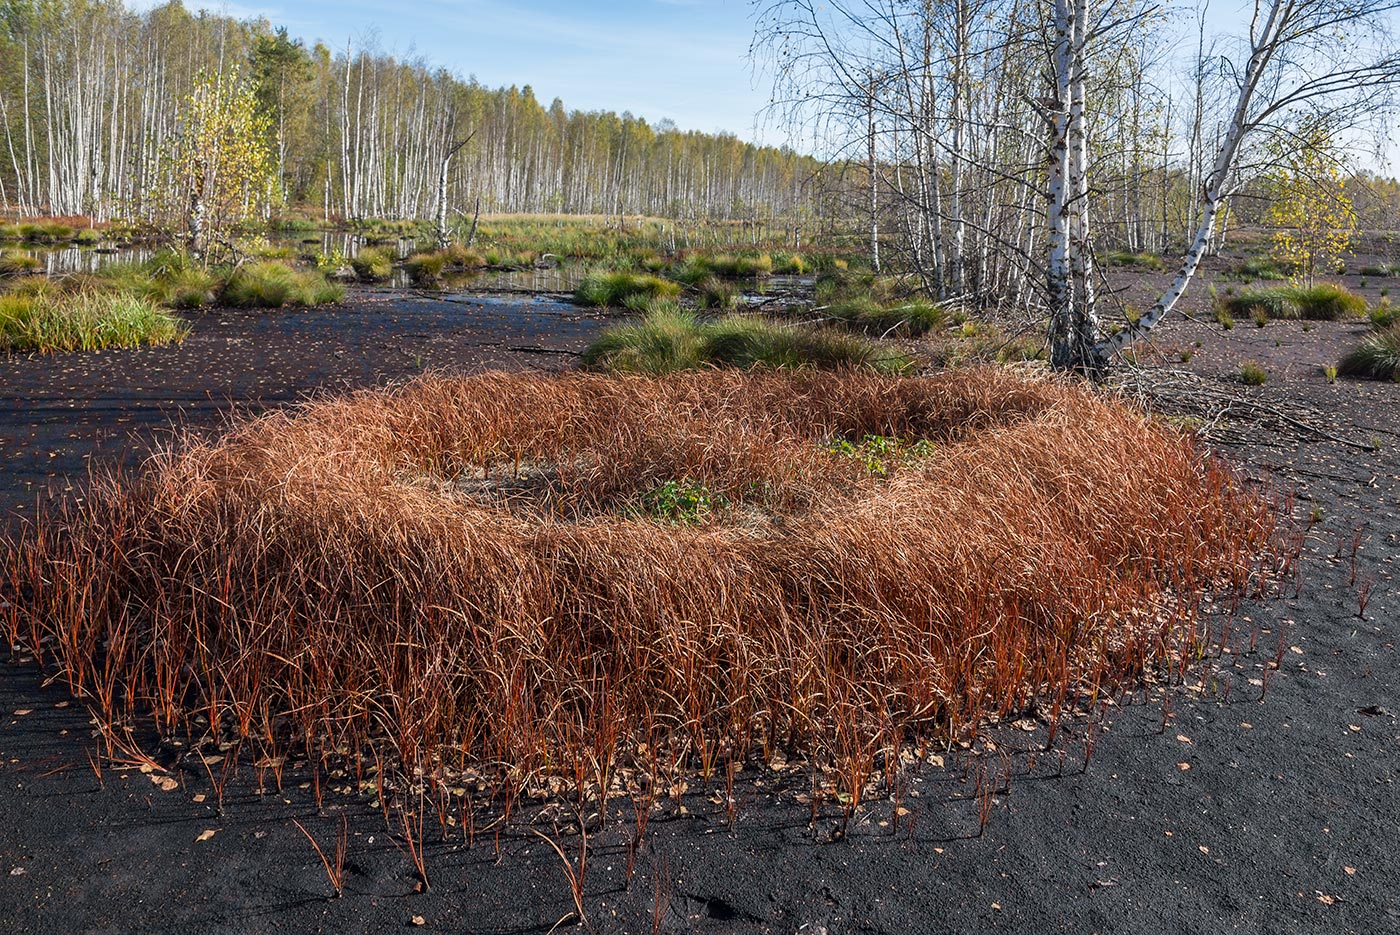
0 284 1397 935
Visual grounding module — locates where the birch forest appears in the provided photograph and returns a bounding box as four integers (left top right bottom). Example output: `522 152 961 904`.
0 0 824 224
755 0 1400 371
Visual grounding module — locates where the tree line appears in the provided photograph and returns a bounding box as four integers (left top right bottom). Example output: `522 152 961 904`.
0 0 827 226
755 0 1400 371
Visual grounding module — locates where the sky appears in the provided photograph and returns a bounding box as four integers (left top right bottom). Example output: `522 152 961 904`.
149 0 777 143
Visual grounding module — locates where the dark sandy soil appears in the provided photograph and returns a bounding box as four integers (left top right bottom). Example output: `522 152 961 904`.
0 286 1397 934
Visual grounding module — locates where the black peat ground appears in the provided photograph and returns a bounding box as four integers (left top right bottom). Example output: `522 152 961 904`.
0 297 1396 934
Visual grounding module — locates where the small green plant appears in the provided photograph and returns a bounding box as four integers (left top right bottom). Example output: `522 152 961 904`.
1239 361 1268 386
1178 347 1194 363
1215 308 1235 330
1252 308 1269 328
1309 503 1324 524
829 434 936 476
1323 364 1338 384
639 479 725 524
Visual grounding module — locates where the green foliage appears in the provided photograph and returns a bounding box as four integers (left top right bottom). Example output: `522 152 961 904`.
0 289 188 353
638 479 726 524
696 276 738 310
149 71 278 260
1219 284 1366 322
825 297 946 336
220 260 344 307
1239 361 1268 386
1369 299 1398 329
351 247 393 282
1338 326 1400 381
1267 124 1357 286
1359 262 1400 277
0 251 40 278
18 222 75 244
1227 256 1290 282
95 251 221 309
1105 250 1166 271
581 305 913 375
772 252 808 275
574 270 682 308
405 245 485 284
828 434 936 476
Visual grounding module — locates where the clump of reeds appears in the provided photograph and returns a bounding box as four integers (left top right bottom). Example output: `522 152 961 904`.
1 368 1283 811
404 244 485 284
220 260 344 307
574 270 682 309
0 287 188 353
1218 284 1366 322
350 247 393 282
1338 325 1400 381
581 305 913 374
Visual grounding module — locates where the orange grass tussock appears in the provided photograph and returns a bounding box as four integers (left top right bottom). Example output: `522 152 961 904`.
2 368 1285 802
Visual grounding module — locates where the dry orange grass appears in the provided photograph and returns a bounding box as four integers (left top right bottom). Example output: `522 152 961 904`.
3 368 1281 807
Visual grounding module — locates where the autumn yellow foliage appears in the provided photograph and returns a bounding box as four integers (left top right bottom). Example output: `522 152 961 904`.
1267 126 1357 287
147 71 277 262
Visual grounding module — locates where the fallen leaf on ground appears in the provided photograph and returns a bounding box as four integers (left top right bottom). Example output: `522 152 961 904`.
410 915 426 926
1176 734 1192 744
1344 866 1356 876
152 776 178 792
194 829 218 843
12 710 31 717
1177 762 1192 771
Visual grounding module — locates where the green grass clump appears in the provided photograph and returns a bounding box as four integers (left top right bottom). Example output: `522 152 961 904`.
1105 251 1166 272
1228 256 1290 281
1338 326 1400 381
351 247 393 282
0 289 188 353
1239 361 1268 386
1220 284 1367 322
18 222 75 243
772 252 808 275
581 305 912 375
73 228 101 246
696 276 739 310
707 253 773 278
1359 262 1400 277
221 261 344 308
1369 299 1398 329
0 251 40 278
96 252 220 309
825 297 946 336
404 245 486 284
574 270 682 309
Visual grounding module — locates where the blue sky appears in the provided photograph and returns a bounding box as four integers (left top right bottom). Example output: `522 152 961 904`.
164 0 775 141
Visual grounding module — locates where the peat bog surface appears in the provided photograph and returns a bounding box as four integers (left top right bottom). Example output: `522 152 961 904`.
0 305 1396 934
